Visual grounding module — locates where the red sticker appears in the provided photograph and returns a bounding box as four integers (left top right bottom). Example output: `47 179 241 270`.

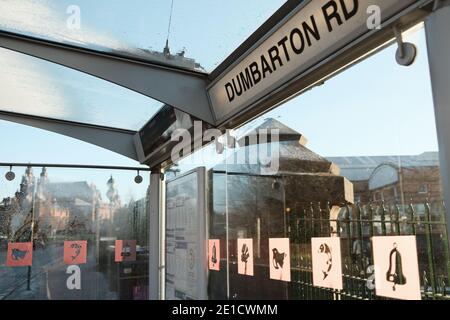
64 240 87 265
7 242 33 267
115 240 137 262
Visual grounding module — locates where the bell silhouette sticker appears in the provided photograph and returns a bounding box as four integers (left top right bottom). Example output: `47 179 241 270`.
311 237 343 290
237 238 254 276
269 238 291 282
386 243 407 290
372 235 421 300
208 239 220 271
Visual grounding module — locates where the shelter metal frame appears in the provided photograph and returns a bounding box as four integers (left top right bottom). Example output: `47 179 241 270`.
0 0 449 300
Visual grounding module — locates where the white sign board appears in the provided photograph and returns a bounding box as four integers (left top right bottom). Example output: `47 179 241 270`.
372 235 421 300
237 238 254 276
311 237 343 290
165 168 207 300
207 0 421 124
269 238 291 282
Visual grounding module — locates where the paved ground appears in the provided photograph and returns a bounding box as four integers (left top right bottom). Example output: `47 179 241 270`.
0 244 118 300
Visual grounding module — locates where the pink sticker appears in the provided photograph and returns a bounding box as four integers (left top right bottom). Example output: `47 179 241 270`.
311 237 343 290
269 238 290 282
372 235 421 300
64 240 87 265
7 242 33 267
237 238 254 276
208 239 220 271
115 240 137 262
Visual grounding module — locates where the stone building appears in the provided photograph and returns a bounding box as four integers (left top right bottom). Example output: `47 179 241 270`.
0 167 123 241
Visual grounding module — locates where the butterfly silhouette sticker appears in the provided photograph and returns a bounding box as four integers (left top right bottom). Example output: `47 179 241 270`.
7 242 33 267
64 240 87 265
269 238 291 282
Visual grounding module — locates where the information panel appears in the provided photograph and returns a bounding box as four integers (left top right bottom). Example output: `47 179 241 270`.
165 167 207 300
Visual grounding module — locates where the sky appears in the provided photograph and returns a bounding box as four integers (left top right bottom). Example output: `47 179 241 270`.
0 1 441 199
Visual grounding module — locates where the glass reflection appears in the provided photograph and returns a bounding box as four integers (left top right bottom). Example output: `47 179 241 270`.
0 48 163 130
164 25 450 300
0 0 285 72
0 166 149 300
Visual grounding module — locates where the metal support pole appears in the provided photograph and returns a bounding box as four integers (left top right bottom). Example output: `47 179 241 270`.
425 1 450 246
149 168 163 300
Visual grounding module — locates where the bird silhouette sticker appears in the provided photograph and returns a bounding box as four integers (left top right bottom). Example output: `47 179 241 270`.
64 240 87 265
115 240 137 262
237 238 254 276
312 237 343 290
269 238 290 281
272 248 286 269
372 236 421 300
208 239 220 271
7 242 33 267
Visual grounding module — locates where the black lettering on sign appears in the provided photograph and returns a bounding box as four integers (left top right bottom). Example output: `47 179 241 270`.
232 77 243 96
290 27 305 54
268 45 283 71
322 0 343 32
225 82 234 102
302 15 320 46
220 0 360 105
239 69 254 92
250 62 262 85
341 0 359 21
278 36 291 62
260 55 273 79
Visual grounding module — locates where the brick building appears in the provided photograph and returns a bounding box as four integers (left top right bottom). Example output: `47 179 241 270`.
328 152 442 205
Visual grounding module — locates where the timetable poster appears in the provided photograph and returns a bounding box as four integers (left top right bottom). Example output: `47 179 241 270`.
165 168 207 300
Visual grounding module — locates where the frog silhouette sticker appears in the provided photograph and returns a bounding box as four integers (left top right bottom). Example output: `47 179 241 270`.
64 240 87 265
7 242 33 267
237 238 254 276
311 237 343 290
372 236 421 300
269 238 290 282
115 240 137 262
208 239 220 271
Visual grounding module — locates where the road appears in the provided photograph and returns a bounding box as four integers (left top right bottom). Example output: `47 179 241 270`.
0 243 118 300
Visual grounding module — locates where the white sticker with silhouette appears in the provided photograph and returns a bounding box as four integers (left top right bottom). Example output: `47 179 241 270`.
208 239 220 271
269 238 290 282
237 238 254 276
311 237 343 290
372 235 421 300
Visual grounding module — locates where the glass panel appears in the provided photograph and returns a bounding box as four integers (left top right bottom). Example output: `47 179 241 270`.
0 166 149 300
0 47 162 130
0 0 285 72
164 24 450 300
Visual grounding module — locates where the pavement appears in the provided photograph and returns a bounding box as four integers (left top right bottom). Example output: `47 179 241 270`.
0 243 118 300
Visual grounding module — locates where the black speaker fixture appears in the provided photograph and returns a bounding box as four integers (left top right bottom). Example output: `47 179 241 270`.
134 171 143 184
5 166 15 181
